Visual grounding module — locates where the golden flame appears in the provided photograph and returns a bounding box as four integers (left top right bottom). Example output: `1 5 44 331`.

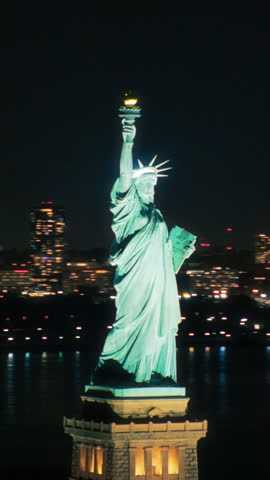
124 98 138 106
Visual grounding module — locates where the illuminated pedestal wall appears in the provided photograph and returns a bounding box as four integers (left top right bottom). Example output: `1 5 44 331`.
64 396 207 480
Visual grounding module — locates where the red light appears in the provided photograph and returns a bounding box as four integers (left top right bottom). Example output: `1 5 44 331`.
225 246 233 250
200 243 211 247
226 228 233 231
40 201 54 205
13 270 29 273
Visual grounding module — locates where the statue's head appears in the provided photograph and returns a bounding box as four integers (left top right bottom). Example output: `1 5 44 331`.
132 156 171 204
134 173 157 203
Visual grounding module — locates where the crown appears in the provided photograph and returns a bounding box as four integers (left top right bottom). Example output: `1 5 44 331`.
132 155 172 179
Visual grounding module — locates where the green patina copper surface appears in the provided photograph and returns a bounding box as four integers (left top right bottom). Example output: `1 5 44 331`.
94 109 195 386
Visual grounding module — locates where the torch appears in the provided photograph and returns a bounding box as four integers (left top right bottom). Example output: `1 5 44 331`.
118 92 141 126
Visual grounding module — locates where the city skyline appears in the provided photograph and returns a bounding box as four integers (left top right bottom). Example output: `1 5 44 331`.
0 199 269 253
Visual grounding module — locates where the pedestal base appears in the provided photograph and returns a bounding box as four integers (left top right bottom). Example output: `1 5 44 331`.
64 384 208 479
64 416 207 480
83 385 189 419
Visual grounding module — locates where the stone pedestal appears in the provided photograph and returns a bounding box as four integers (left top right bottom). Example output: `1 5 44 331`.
64 386 207 480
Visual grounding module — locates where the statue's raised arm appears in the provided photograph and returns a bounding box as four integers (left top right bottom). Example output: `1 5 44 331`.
118 121 136 193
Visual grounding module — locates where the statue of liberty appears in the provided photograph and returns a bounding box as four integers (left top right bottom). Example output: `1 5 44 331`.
93 97 196 387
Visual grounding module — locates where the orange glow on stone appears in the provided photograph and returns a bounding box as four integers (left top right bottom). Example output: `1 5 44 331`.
135 449 145 476
168 447 179 474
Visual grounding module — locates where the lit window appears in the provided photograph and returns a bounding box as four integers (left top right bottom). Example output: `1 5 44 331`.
96 447 103 475
135 448 145 476
168 447 179 474
87 446 103 475
80 444 86 472
152 447 162 475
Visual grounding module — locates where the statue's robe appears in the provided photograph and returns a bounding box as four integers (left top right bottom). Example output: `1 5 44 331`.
99 179 181 383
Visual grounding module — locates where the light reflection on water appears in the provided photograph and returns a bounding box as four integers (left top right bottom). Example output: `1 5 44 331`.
0 346 269 480
0 346 269 425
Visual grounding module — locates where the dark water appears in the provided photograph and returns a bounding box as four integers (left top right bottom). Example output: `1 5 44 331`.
0 346 269 479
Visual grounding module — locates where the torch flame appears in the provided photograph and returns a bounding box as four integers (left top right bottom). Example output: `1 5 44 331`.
124 98 138 106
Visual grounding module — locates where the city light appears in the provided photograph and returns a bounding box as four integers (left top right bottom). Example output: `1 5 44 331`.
182 293 191 299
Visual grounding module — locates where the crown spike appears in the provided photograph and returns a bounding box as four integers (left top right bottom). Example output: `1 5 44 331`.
157 167 172 172
149 154 157 166
157 174 168 177
137 159 144 168
155 159 170 168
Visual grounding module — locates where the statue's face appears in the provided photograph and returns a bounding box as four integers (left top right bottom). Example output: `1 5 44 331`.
135 174 157 203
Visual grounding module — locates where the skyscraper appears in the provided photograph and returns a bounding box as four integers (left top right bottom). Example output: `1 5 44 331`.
30 202 65 293
255 233 270 264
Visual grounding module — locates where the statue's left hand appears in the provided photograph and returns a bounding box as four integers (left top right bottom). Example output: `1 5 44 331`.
183 242 196 259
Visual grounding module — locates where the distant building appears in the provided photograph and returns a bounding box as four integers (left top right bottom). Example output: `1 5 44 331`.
255 234 270 264
0 268 31 294
63 261 113 295
30 202 65 293
186 266 240 298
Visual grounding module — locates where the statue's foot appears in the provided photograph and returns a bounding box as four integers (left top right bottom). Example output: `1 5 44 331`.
92 360 137 388
141 372 178 387
91 361 178 389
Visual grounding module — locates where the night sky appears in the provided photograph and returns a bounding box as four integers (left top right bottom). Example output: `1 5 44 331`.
0 5 270 251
